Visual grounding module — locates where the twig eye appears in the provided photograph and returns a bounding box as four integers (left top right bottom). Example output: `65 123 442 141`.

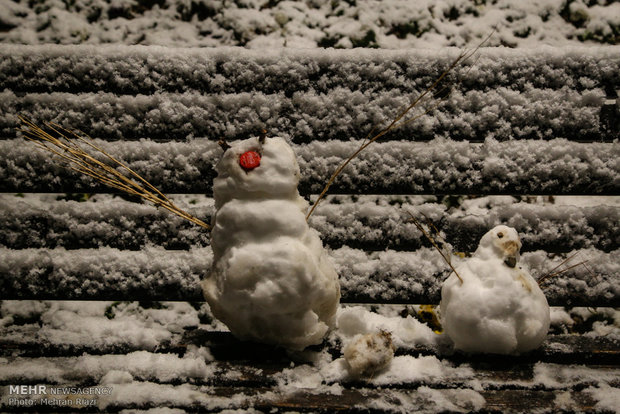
219 140 231 151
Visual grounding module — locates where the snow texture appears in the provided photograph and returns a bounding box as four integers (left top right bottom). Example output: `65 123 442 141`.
1 245 617 306
336 305 440 352
0 246 210 301
2 301 618 354
0 2 618 412
2 193 617 252
0 301 205 352
0 0 618 48
1 45 618 143
203 136 340 350
0 351 212 383
441 225 550 354
2 138 618 195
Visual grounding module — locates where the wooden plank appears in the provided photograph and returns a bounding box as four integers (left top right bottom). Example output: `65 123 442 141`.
1 302 616 412
1 194 617 252
0 247 616 305
88 388 613 413
0 336 616 412
2 139 619 195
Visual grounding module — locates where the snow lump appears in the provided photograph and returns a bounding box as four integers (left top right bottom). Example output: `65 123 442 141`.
343 330 395 378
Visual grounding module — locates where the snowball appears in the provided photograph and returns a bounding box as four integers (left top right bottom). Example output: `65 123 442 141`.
343 331 395 377
202 136 340 350
440 225 550 354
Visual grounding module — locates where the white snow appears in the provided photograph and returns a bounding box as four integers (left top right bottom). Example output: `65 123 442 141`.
0 0 618 48
1 45 618 144
3 136 618 195
0 301 204 351
1 243 616 305
337 305 439 350
1 300 619 412
585 383 620 414
2 192 617 253
0 351 213 384
360 387 486 414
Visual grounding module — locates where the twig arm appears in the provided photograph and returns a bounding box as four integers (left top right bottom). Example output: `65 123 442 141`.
306 30 495 221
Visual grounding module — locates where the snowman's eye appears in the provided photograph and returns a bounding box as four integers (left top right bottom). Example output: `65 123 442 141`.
497 232 504 238
239 150 261 171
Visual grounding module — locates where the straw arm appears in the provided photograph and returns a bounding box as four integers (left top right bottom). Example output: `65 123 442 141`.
18 117 211 231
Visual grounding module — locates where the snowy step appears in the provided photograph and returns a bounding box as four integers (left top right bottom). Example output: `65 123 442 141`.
1 194 617 252
1 247 616 306
1 45 617 142
2 138 618 195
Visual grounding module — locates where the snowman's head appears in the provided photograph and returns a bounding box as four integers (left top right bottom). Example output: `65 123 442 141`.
474 225 522 267
213 136 301 207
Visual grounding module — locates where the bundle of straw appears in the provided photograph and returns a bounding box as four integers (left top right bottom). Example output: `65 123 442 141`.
18 116 210 230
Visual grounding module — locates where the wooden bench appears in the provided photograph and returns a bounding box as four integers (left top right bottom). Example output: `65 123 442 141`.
1 45 619 412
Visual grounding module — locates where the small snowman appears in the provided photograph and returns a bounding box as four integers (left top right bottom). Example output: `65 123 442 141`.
202 135 341 350
440 225 550 355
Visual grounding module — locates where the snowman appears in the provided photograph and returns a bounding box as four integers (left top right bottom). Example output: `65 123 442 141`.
201 135 341 350
440 225 550 355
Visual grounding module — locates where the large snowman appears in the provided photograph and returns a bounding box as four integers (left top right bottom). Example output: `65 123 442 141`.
202 135 341 350
440 225 550 355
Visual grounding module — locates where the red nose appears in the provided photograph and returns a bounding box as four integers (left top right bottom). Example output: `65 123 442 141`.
239 150 261 171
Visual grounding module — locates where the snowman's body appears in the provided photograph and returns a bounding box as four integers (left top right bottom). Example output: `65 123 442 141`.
440 225 550 355
202 136 340 350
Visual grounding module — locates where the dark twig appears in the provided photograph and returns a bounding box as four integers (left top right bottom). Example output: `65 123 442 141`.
407 211 463 284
